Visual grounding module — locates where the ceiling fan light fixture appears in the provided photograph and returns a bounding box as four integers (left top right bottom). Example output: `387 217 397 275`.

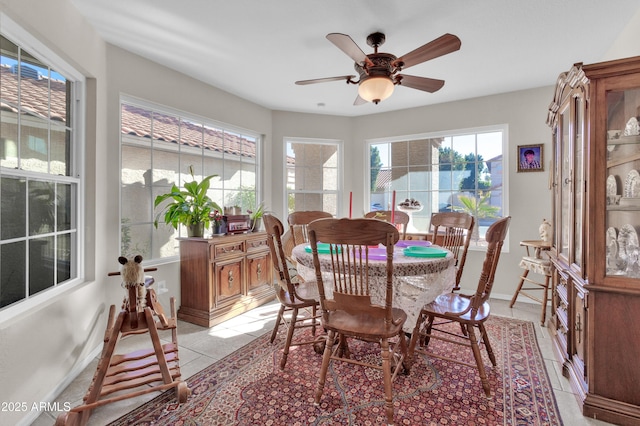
358 76 394 104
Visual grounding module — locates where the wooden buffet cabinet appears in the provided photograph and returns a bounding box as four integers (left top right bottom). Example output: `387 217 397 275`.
548 57 640 424
177 232 274 328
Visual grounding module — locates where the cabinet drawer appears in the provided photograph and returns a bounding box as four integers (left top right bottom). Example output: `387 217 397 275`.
210 241 245 260
246 236 269 253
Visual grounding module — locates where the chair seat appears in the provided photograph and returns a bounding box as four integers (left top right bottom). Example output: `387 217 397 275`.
519 256 552 276
278 281 320 307
323 307 407 339
423 293 490 323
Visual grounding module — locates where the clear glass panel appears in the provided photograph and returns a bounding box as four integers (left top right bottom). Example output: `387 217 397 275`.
56 233 72 283
57 183 73 231
1 241 26 308
559 108 571 259
181 153 204 182
370 144 386 192
203 123 223 159
153 148 179 188
437 137 453 165
151 222 178 259
20 116 49 173
153 111 179 143
605 88 640 278
407 139 430 165
390 166 408 191
29 236 54 295
0 35 20 105
224 130 241 158
49 68 70 127
303 165 323 192
29 180 55 235
322 193 338 216
290 192 325 212
241 134 257 158
391 141 408 167
122 223 153 259
122 104 151 138
240 161 256 192
204 155 225 190
1 110 19 169
122 145 152 225
573 97 584 269
408 166 430 191
50 124 70 176
1 176 26 239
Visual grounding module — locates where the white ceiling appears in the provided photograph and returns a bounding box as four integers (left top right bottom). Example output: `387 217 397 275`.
69 0 640 117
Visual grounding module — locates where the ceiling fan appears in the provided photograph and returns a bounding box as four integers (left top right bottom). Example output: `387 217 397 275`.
295 32 461 105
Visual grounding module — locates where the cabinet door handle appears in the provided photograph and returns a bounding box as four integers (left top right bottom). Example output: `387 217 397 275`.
564 177 572 185
575 313 582 344
228 269 234 289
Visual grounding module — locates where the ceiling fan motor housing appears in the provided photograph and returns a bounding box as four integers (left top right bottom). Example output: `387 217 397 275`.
354 52 397 80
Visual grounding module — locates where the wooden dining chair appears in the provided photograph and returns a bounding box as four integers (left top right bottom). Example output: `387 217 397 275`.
285 211 334 281
407 216 510 398
364 210 410 239
429 211 475 290
288 210 334 247
308 217 408 426
264 213 323 370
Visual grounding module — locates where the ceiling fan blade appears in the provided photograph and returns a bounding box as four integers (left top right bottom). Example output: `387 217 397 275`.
354 94 367 106
295 75 356 85
396 75 445 93
326 33 374 67
394 33 461 70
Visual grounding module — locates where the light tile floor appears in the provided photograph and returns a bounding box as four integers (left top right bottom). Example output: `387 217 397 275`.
34 298 612 425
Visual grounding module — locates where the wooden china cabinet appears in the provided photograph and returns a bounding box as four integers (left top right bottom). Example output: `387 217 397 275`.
548 57 640 424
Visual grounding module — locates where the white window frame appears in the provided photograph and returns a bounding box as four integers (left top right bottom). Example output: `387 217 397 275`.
0 13 86 321
365 124 509 251
284 137 343 216
119 95 263 264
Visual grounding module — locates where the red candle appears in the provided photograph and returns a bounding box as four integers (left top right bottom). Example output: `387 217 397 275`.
349 192 353 218
391 190 396 223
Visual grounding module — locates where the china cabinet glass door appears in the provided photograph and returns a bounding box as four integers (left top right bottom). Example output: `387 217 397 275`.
605 86 640 279
558 107 571 263
573 96 585 272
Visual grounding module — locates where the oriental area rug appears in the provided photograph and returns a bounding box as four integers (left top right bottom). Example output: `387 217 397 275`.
109 316 563 425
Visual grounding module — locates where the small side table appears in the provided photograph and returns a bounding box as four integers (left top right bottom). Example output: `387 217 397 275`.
510 240 552 325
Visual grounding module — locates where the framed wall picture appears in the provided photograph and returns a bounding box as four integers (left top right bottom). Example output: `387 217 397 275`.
517 144 544 172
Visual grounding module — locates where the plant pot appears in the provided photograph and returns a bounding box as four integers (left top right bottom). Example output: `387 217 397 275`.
187 222 205 237
251 218 262 232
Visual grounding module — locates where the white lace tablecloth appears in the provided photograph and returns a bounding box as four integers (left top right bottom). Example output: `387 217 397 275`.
292 244 456 332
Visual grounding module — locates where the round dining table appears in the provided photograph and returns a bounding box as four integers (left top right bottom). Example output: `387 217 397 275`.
291 241 456 332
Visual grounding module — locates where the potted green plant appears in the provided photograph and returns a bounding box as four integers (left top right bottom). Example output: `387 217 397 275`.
153 166 222 237
248 202 265 232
